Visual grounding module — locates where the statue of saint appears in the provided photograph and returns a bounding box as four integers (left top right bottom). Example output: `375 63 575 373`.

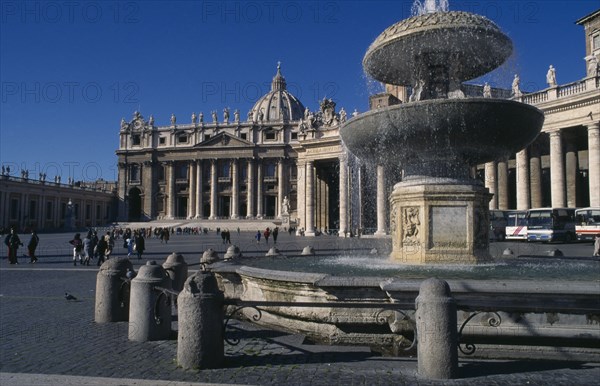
339 107 347 123
588 56 599 77
511 74 521 97
212 111 218 123
483 82 492 98
148 115 154 126
170 113 176 125
234 109 240 122
199 112 204 123
258 109 264 122
120 118 127 130
281 196 290 215
191 112 197 124
352 109 359 117
304 107 310 120
223 108 230 123
546 65 557 87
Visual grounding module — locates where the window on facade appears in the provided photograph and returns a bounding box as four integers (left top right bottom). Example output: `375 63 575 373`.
157 196 164 213
46 201 53 220
265 163 276 177
593 33 600 50
264 130 276 141
291 132 298 140
219 161 230 178
86 204 91 220
130 164 140 181
240 133 247 140
132 135 141 146
205 134 211 140
159 137 166 145
240 163 247 180
178 135 188 144
290 165 297 180
176 163 188 179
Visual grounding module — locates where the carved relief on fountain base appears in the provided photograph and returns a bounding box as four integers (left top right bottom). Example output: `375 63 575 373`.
389 181 493 264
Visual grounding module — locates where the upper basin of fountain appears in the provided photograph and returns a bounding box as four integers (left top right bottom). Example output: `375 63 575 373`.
363 11 512 86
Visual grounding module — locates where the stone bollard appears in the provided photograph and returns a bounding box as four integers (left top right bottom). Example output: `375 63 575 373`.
415 278 458 380
301 246 315 255
200 248 220 265
129 261 172 342
177 271 225 369
95 258 134 323
224 245 242 260
163 252 188 292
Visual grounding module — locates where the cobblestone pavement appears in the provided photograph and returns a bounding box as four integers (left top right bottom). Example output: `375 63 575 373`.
1 232 599 385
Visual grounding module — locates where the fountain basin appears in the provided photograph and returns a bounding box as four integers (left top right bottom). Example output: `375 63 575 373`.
364 11 512 85
341 98 544 176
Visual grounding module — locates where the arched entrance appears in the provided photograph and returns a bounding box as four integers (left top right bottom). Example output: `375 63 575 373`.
128 187 142 221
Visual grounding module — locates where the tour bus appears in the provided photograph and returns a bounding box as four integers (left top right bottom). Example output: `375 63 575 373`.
575 207 600 241
489 210 508 241
505 210 527 240
526 208 577 242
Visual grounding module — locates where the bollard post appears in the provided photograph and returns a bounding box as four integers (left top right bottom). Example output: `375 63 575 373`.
95 258 134 323
129 261 172 342
415 278 458 380
177 271 224 369
163 252 188 292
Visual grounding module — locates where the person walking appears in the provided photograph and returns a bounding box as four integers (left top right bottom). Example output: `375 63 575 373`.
96 236 108 266
272 227 279 244
104 231 114 260
135 232 145 260
263 228 271 244
125 236 134 258
70 233 83 266
594 234 600 257
82 231 93 266
255 230 261 243
27 230 39 263
4 228 23 264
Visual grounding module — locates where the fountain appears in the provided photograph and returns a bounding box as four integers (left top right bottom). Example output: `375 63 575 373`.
211 2 598 358
340 1 544 264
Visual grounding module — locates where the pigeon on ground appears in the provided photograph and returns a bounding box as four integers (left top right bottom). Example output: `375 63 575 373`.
64 292 77 301
126 268 136 280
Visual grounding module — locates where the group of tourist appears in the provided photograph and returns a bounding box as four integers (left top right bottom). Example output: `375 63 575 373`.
255 227 280 244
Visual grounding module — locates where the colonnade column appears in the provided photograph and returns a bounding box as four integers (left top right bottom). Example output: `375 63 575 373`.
484 161 497 210
497 159 509 210
195 160 203 218
166 161 175 219
277 158 285 218
247 159 255 218
54 197 60 228
38 194 45 229
338 156 348 237
117 162 127 220
305 161 316 236
209 159 217 220
515 149 530 210
296 161 306 235
588 123 600 207
231 159 239 219
529 147 543 208
188 161 196 219
565 143 578 208
549 130 566 207
256 159 263 219
142 161 154 220
374 164 387 236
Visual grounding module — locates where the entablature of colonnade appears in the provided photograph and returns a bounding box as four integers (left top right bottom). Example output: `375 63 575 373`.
523 78 600 132
295 137 346 161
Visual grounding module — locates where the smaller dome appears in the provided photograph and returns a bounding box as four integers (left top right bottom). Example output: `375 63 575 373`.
251 64 305 123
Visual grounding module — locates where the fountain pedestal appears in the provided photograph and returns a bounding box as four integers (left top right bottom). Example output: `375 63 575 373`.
389 180 492 264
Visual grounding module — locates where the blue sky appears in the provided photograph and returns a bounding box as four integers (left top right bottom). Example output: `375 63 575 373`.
1 0 598 182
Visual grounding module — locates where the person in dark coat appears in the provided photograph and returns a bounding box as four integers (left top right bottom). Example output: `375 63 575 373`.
5 228 23 264
135 232 145 260
28 230 39 263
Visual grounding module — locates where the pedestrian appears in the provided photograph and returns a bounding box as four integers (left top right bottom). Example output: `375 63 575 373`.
263 228 271 244
225 229 231 244
28 230 39 263
69 233 83 266
96 236 107 266
594 234 600 257
135 232 145 260
4 228 23 264
221 229 227 244
162 228 170 244
104 231 114 259
91 231 99 260
272 227 279 244
126 236 134 258
82 231 93 266
255 230 261 243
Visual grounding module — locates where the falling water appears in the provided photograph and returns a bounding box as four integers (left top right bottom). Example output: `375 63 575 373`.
412 0 449 16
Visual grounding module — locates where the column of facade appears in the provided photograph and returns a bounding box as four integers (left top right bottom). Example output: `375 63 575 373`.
515 149 530 210
277 158 285 218
296 161 306 234
38 193 45 230
54 196 60 228
529 147 543 208
117 162 127 220
188 161 196 219
497 159 509 210
231 159 239 219
195 160 203 218
166 162 176 219
338 156 349 237
246 159 255 218
305 161 316 236
374 164 387 236
549 130 566 207
484 161 497 209
565 143 578 208
256 159 263 219
20 192 28 227
209 159 217 219
142 161 154 220
588 123 600 207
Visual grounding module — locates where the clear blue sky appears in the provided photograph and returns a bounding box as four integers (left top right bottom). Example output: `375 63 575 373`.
1 0 598 182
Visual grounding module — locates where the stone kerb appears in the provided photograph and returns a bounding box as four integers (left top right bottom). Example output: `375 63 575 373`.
177 271 225 369
128 261 173 342
95 258 134 323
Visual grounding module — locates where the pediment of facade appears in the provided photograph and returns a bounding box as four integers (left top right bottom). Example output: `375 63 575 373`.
194 132 254 148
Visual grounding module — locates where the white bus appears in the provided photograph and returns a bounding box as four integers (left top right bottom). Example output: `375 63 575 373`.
575 207 600 241
505 210 527 240
526 208 577 243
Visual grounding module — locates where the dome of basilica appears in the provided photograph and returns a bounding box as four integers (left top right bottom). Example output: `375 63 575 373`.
250 64 305 123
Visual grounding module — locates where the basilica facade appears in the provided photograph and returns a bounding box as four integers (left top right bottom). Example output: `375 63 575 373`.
116 10 600 235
